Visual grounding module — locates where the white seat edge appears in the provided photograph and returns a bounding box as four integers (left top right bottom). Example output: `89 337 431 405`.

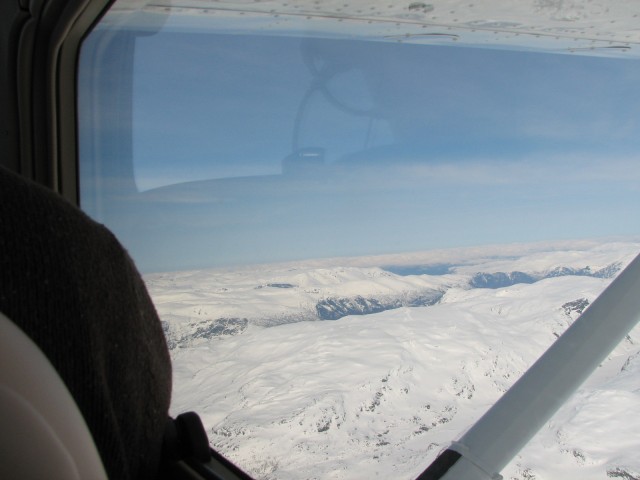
0 311 108 480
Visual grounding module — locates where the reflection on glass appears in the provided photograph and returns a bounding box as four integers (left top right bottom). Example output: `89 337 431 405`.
80 30 640 272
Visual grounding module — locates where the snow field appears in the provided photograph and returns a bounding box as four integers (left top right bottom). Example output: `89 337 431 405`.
154 240 640 479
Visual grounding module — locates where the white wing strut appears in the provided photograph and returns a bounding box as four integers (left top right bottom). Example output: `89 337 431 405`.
419 252 640 480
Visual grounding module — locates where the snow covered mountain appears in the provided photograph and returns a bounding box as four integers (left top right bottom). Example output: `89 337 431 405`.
145 239 640 480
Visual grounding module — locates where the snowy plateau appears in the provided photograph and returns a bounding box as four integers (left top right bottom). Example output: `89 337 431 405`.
145 239 640 480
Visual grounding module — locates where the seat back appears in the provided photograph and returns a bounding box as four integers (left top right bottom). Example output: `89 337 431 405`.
1 165 173 479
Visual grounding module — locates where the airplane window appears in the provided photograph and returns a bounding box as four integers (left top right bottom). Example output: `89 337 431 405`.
78 2 640 479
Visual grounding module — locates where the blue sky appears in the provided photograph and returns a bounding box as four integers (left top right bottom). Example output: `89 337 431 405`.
84 30 640 272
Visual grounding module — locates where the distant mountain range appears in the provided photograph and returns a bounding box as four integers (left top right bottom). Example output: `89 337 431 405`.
157 260 623 349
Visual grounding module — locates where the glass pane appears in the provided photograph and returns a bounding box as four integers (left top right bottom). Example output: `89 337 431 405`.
78 3 640 479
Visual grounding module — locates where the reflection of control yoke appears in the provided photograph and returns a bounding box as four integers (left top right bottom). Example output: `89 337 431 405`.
292 39 380 152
